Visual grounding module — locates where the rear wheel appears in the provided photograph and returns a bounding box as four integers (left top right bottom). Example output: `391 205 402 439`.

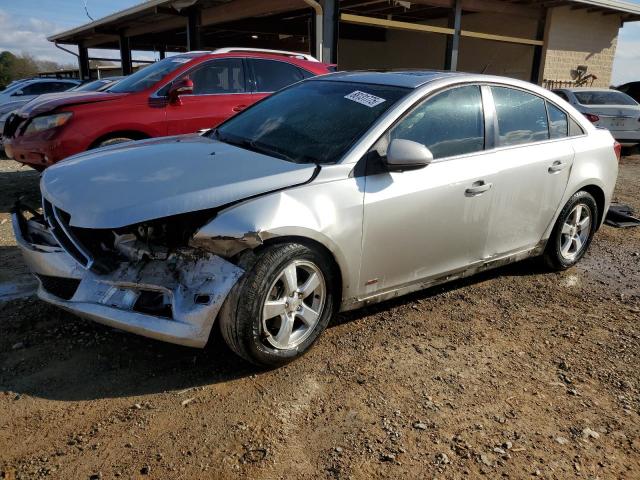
543 191 598 270
218 243 335 366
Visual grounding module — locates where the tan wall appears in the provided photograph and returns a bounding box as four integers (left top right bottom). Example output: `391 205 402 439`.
540 6 621 87
338 22 447 70
337 12 539 81
458 12 538 80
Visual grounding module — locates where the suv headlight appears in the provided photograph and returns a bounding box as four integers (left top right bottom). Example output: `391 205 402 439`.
24 112 72 135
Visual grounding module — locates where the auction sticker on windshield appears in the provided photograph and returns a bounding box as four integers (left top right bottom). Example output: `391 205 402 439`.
344 91 386 108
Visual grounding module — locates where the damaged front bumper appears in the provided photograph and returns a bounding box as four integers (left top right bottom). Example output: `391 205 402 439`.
11 207 243 348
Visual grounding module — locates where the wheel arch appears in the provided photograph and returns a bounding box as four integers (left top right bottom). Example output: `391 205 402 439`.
89 129 151 149
578 184 606 228
256 235 344 306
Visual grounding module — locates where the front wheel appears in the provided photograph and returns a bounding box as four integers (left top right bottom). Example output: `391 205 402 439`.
543 191 598 270
218 243 335 367
95 136 136 148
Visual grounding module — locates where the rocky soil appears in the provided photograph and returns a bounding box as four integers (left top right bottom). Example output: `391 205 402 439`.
0 156 638 479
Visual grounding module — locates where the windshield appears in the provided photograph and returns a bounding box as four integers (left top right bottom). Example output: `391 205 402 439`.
71 79 111 92
107 56 196 93
574 90 638 106
213 80 409 164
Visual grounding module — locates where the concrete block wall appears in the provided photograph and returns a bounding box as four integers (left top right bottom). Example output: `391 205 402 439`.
540 6 621 87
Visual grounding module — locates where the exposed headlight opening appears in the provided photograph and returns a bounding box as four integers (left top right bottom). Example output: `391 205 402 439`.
24 112 73 135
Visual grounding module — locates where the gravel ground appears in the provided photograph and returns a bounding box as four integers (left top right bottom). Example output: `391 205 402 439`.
0 155 638 480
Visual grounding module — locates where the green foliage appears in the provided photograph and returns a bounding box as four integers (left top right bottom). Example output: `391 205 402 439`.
0 51 73 90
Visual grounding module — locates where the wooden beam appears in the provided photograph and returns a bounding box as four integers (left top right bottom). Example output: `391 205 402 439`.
340 13 544 45
340 13 455 35
201 0 307 27
125 17 186 37
409 0 542 19
84 34 120 48
460 29 543 45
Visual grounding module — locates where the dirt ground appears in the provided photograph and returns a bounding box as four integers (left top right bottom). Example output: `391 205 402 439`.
0 155 638 480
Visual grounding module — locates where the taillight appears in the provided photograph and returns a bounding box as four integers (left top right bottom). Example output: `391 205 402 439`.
613 141 622 162
584 113 600 123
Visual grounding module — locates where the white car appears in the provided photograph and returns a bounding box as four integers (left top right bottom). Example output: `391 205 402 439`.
553 88 640 146
14 71 620 366
0 78 80 106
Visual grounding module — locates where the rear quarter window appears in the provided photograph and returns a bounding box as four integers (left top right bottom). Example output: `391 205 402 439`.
251 59 305 92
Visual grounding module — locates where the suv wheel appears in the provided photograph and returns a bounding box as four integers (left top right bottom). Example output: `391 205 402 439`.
218 243 335 366
543 191 598 270
96 137 135 148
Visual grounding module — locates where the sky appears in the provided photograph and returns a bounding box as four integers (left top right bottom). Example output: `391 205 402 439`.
0 0 639 85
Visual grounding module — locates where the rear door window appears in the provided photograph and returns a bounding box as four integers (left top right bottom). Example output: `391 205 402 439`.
546 102 568 139
491 87 549 147
250 59 305 92
18 82 51 95
389 85 485 160
573 90 637 106
188 58 246 94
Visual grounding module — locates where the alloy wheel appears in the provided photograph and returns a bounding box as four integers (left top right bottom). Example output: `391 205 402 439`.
559 203 592 261
262 260 326 350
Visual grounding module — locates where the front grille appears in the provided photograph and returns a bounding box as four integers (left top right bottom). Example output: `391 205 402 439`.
42 198 116 274
37 275 81 300
42 198 94 270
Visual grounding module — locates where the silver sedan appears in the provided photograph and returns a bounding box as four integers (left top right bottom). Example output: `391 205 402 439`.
13 71 619 366
552 87 640 146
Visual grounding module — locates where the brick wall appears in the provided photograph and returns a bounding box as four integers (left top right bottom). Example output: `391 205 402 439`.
541 6 621 87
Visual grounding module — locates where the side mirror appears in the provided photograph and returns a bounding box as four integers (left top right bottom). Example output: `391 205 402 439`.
385 138 433 171
168 78 193 104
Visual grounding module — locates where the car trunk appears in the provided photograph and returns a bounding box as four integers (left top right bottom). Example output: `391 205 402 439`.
585 105 640 132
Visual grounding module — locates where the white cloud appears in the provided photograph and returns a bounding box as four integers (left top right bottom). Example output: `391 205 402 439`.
0 8 155 70
612 22 640 86
0 8 78 65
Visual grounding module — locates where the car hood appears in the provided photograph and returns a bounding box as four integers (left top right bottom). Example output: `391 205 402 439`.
0 99 29 115
41 134 317 229
16 91 127 117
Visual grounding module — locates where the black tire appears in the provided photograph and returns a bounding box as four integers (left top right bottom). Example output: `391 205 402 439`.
543 190 598 271
95 137 136 148
218 243 336 367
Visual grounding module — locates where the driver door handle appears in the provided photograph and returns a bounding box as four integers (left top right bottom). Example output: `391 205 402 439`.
465 180 493 197
548 160 567 173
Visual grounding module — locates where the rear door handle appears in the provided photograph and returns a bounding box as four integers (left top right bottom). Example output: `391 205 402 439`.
465 180 493 197
548 161 567 173
232 104 247 112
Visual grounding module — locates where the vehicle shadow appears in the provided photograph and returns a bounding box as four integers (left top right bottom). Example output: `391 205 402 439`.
0 298 258 401
0 163 40 213
0 255 550 402
330 257 551 327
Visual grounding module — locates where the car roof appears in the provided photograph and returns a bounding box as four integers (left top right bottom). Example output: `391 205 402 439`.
557 87 620 92
313 70 473 88
26 78 79 83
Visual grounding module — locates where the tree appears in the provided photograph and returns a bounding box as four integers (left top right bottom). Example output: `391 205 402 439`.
0 51 73 90
0 51 17 89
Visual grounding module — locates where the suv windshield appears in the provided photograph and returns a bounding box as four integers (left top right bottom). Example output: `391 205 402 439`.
107 55 198 93
574 90 637 106
213 80 409 164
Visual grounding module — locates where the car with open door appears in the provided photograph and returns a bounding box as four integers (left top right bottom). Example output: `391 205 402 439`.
3 48 333 170
12 71 619 366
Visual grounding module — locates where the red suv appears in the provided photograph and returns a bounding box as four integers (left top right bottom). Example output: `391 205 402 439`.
3 49 333 170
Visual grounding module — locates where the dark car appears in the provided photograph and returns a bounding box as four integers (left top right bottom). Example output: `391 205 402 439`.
616 81 640 103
